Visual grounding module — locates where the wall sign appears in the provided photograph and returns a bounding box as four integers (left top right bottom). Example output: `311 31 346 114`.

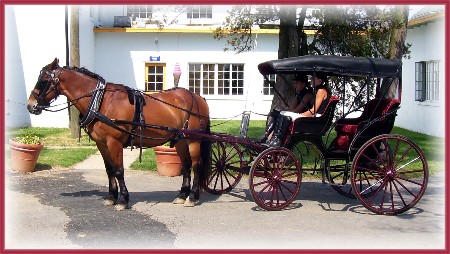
149 56 160 61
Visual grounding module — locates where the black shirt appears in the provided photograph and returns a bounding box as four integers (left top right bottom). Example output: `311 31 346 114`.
315 84 331 114
295 86 313 113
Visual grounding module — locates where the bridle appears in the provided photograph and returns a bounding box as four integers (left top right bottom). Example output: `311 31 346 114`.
31 67 63 107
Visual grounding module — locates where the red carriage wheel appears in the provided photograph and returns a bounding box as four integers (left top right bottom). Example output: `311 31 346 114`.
351 134 428 215
249 147 302 211
203 140 244 194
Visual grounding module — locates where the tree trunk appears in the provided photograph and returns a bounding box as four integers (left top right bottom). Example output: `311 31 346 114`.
271 6 298 110
381 6 409 99
69 6 81 138
297 6 308 56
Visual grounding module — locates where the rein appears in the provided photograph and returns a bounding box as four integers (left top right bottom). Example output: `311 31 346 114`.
141 89 209 121
34 66 212 158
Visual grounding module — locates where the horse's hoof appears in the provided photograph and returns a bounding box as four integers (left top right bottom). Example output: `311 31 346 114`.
183 197 199 207
114 203 129 211
173 197 186 204
102 199 116 206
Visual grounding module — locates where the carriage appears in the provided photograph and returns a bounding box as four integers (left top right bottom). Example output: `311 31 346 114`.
28 55 428 215
201 55 428 215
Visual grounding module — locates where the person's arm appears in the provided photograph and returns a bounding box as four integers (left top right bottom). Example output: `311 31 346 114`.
301 89 327 117
287 96 298 111
290 93 313 113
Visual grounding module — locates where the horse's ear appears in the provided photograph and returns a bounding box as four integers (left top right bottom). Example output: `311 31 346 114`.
50 58 60 69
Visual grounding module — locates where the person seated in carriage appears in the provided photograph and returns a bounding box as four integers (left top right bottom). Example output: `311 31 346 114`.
264 73 332 147
259 74 313 143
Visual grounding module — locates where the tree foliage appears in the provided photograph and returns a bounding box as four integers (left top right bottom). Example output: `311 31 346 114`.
213 5 280 53
213 5 410 114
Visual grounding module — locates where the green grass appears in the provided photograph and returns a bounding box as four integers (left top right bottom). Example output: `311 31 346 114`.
129 148 157 171
130 121 444 176
7 127 96 147
7 124 444 176
129 120 268 171
6 127 97 170
35 148 97 170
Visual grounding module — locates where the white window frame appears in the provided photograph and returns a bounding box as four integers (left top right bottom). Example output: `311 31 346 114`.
262 74 276 96
127 5 153 20
415 60 439 102
188 63 245 98
186 6 212 19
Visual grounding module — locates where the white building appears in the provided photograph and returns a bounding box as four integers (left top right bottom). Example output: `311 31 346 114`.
5 5 68 128
395 6 445 137
5 5 446 138
5 5 286 128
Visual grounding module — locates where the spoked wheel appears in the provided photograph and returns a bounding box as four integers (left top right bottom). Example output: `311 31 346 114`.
290 141 322 172
352 134 428 215
203 141 244 194
328 162 355 199
249 147 302 211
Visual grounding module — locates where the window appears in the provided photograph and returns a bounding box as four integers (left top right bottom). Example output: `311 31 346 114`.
188 63 244 96
186 6 212 19
218 64 244 95
188 64 215 95
145 63 165 92
127 5 153 19
415 61 439 102
263 74 276 95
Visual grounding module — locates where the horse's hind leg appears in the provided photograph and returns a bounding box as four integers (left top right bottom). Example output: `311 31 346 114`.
173 140 192 204
184 141 202 207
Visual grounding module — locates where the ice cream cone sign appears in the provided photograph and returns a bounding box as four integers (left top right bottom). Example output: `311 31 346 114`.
173 62 182 87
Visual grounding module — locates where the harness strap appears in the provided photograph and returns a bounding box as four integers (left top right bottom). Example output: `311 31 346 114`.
127 90 146 162
79 80 106 128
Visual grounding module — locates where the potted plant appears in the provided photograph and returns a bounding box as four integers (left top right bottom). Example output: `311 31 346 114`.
153 143 181 177
9 134 44 173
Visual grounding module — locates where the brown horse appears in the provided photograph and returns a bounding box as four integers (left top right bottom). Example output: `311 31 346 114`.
27 58 211 210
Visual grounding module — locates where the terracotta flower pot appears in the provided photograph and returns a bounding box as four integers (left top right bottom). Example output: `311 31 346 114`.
9 139 44 173
154 145 182 177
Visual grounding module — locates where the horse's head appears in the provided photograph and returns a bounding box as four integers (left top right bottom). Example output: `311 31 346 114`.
27 58 63 115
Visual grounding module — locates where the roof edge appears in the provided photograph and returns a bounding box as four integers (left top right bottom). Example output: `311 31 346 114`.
408 11 444 28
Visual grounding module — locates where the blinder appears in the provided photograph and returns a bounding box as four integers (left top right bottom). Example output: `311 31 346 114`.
31 67 62 107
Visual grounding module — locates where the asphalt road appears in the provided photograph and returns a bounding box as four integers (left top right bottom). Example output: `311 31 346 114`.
4 150 446 250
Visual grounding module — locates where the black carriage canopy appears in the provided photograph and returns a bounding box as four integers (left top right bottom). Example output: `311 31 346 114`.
258 55 402 78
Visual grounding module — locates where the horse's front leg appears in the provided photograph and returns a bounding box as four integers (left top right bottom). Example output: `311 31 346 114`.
109 145 129 211
98 145 118 206
99 141 129 211
103 162 119 206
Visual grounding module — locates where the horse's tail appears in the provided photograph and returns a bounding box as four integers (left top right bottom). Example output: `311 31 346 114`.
199 119 211 188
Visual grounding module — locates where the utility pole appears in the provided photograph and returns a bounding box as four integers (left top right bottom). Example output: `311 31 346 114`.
69 6 81 138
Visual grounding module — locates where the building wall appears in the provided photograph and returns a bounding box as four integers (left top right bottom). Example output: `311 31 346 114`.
5 5 69 128
5 5 278 130
396 18 445 137
93 31 278 119
92 5 279 120
5 6 30 128
10 5 444 134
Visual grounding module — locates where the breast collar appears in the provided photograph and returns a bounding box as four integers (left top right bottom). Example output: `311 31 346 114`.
79 80 106 128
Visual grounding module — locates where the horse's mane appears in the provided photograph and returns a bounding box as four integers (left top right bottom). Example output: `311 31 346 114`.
65 66 106 84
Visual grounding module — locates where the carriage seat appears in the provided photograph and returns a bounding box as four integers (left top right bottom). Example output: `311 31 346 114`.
290 96 340 136
332 98 401 150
